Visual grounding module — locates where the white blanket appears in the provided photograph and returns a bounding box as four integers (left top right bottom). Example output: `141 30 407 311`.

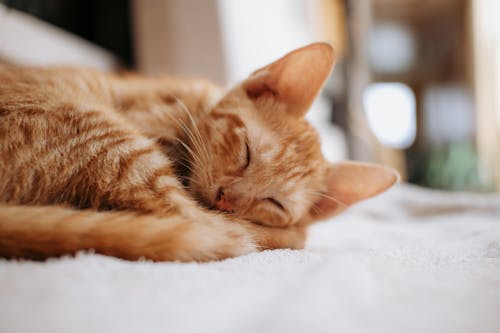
1 184 499 333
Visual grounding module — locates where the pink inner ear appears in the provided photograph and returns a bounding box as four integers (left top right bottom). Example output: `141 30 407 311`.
309 162 399 220
326 162 399 205
244 43 335 117
245 78 278 100
309 195 347 221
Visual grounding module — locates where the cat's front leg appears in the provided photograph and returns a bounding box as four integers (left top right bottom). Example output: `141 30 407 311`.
234 219 307 251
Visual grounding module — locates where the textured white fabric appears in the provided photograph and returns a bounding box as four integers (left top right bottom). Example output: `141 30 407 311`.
1 184 499 333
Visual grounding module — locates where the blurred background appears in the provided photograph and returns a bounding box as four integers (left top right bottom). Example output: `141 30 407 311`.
1 0 499 193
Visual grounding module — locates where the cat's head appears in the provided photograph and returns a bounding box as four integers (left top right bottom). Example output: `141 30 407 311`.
187 43 398 227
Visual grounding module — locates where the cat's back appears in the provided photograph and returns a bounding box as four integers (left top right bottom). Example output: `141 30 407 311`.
0 67 114 113
0 67 128 205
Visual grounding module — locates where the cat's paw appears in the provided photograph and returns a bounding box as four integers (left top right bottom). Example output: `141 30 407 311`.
143 215 258 262
236 220 307 251
261 225 307 250
180 216 258 261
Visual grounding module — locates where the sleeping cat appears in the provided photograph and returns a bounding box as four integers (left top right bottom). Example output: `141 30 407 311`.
0 43 397 261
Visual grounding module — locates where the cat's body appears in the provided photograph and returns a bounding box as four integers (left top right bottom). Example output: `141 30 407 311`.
0 43 398 261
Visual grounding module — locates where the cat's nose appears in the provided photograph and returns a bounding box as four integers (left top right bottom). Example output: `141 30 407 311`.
214 187 234 212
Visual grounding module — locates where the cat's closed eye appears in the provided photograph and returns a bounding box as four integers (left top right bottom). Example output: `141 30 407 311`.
264 197 285 211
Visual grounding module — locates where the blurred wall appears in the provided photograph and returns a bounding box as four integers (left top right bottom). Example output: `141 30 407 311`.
133 0 226 83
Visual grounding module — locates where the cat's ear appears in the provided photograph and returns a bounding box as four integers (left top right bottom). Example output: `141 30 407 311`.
308 162 399 221
244 42 335 117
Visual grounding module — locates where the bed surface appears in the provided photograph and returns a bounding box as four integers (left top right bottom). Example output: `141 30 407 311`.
1 184 499 333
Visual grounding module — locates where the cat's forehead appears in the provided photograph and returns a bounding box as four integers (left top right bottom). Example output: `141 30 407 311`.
210 111 245 128
239 108 324 191
203 111 247 144
208 100 323 167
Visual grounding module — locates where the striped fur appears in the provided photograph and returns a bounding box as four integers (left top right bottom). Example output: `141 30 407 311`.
0 43 397 261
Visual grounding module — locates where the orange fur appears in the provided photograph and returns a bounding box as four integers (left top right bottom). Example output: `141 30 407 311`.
0 43 397 262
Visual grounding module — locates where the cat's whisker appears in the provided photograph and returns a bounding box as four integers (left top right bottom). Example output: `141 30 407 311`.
174 138 204 170
187 130 214 187
185 176 203 186
166 111 207 166
164 111 206 169
175 159 196 174
181 132 215 188
177 138 209 185
174 137 214 190
173 98 214 183
170 99 203 147
166 113 198 151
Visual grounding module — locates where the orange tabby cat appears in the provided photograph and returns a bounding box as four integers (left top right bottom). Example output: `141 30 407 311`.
0 43 397 262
